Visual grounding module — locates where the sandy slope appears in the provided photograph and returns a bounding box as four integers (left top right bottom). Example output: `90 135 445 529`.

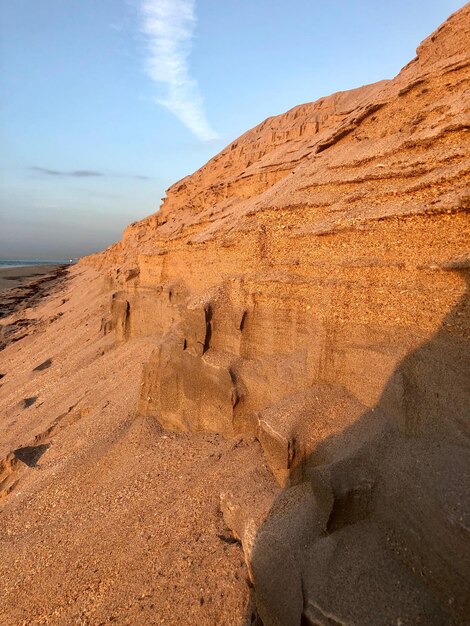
0 267 275 624
1 6 469 625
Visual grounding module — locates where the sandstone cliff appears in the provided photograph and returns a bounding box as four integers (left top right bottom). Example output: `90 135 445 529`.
89 5 469 448
1 5 469 625
87 5 470 622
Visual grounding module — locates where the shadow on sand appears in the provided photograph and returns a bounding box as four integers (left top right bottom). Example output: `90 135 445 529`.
249 266 470 625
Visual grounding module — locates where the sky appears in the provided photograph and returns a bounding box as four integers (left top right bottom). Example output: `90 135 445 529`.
0 0 465 259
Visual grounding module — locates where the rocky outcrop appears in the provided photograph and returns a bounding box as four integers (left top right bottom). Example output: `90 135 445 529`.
89 1 470 446
83 5 470 625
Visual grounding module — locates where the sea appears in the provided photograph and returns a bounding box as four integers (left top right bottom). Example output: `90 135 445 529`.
0 259 75 269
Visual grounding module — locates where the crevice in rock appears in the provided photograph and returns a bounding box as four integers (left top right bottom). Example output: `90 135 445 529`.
203 305 213 354
229 368 241 409
239 310 248 331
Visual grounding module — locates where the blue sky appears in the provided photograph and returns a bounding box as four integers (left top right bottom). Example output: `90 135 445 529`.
0 0 464 258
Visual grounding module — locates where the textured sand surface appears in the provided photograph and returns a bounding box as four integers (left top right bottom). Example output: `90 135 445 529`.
0 267 267 624
1 6 469 625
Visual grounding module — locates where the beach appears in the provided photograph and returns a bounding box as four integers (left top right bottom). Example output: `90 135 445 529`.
0 263 256 623
0 264 66 291
0 264 70 350
0 5 469 623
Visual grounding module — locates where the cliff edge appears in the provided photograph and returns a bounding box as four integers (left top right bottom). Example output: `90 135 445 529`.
1 5 469 625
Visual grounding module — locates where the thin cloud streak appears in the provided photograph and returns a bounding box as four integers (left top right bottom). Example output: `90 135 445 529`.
30 167 150 180
31 167 103 178
140 0 219 142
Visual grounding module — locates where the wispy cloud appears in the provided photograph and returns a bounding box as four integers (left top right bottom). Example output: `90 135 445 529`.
31 167 103 178
140 0 219 142
30 167 150 180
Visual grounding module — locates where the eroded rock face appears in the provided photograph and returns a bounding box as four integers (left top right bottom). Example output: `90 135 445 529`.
83 5 470 625
257 384 379 486
138 329 238 435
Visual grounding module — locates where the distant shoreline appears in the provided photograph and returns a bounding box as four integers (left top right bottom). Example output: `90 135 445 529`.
0 264 67 292
0 259 74 269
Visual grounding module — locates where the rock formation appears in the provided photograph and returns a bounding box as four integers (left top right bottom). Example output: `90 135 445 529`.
1 5 469 625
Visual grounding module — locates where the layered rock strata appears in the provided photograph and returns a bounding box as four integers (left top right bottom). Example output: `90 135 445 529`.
82 6 470 625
